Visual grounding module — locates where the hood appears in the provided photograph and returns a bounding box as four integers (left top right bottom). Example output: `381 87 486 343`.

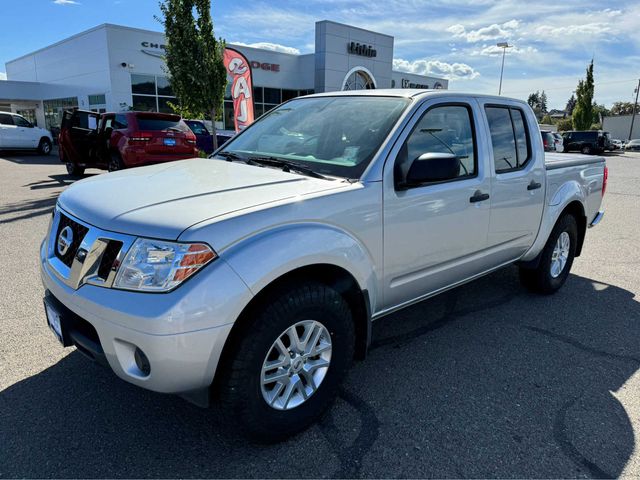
58 158 349 239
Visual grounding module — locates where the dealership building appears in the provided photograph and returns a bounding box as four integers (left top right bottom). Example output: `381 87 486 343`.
0 21 447 132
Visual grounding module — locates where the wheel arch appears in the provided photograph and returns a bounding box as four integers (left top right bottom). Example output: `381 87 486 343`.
211 263 372 398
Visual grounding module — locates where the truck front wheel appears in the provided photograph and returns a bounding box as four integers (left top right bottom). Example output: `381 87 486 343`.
519 214 578 294
218 281 355 441
65 162 84 178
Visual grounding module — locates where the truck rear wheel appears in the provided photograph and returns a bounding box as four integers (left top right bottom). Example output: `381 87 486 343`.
218 281 355 442
519 214 578 294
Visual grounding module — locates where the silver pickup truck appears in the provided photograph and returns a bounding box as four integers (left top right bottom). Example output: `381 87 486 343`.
40 90 606 440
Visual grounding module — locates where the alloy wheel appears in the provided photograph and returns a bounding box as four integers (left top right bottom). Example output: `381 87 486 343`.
260 320 332 410
550 231 570 278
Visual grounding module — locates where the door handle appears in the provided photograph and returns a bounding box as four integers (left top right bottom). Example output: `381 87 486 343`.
470 190 490 203
527 181 542 191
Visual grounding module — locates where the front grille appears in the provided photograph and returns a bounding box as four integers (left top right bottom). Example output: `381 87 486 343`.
54 214 89 267
97 240 123 280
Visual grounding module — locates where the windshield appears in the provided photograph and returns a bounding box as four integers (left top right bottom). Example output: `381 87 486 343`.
217 96 410 178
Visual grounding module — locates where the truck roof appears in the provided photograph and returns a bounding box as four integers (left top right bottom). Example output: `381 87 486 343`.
306 89 527 105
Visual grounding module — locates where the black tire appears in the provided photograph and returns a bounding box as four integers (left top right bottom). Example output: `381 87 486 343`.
108 153 125 172
218 281 355 442
65 162 85 178
519 214 578 295
581 145 592 155
38 138 52 156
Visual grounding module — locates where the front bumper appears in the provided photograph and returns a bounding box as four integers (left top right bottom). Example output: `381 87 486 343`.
40 238 252 396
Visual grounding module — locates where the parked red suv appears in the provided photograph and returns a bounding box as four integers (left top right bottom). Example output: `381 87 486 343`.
59 109 198 176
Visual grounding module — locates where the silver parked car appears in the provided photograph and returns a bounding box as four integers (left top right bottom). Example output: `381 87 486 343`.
40 90 606 440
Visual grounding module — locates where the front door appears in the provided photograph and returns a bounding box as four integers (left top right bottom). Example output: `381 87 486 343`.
479 100 545 265
382 99 491 309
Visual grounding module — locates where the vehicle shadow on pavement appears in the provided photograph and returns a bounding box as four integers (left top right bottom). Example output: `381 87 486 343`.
0 195 58 224
1 268 638 478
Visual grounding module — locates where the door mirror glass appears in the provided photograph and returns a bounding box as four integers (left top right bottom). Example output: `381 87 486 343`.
404 153 460 186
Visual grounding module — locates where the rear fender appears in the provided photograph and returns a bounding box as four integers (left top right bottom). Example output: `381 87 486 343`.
520 180 586 263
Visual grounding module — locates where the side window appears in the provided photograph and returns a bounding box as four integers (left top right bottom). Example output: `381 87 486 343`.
397 104 477 183
13 115 31 127
485 106 531 173
0 113 14 125
113 114 128 129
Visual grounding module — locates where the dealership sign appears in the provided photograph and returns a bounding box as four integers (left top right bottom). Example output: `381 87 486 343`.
224 48 255 132
347 42 377 58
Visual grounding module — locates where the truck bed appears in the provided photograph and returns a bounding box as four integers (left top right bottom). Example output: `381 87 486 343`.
544 152 605 170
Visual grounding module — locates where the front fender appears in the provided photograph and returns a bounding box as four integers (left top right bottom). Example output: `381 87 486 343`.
221 223 379 310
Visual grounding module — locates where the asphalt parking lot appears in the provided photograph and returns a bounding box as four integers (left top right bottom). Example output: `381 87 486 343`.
1 149 639 478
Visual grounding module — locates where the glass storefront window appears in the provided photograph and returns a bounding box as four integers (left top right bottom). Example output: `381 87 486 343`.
253 86 263 103
156 77 174 96
282 89 297 102
131 74 156 95
263 88 281 104
158 97 176 113
132 95 157 112
43 96 78 131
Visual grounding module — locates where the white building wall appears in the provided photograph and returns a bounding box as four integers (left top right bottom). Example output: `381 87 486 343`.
602 114 640 141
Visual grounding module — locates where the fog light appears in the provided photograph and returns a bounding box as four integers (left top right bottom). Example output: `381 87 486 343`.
134 347 151 376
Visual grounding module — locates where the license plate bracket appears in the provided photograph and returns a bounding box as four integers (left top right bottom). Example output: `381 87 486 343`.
44 298 66 346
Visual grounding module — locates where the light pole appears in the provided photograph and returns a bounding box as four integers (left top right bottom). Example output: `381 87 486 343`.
497 42 512 95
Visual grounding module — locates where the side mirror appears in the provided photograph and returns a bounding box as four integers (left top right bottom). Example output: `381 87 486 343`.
403 152 460 187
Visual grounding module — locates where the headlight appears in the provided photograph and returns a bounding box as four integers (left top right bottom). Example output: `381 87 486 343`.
113 238 217 292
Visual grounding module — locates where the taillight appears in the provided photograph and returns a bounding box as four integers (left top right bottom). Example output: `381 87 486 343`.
129 132 152 143
602 164 608 197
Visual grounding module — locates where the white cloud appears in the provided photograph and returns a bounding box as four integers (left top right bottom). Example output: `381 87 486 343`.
53 0 81 4
473 44 538 56
231 42 300 55
0 72 6 81
393 58 480 80
448 20 520 43
534 23 610 38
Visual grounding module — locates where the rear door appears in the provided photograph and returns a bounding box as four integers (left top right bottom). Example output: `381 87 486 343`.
61 109 100 165
0 113 19 147
479 100 545 264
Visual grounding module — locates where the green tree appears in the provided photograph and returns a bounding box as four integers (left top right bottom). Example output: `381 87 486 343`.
565 94 576 116
592 103 609 125
158 0 227 149
527 90 548 120
540 114 553 125
556 118 573 131
610 101 639 115
572 60 595 131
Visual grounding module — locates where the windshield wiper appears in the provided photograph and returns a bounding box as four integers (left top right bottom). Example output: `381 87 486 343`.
247 155 331 180
216 151 261 166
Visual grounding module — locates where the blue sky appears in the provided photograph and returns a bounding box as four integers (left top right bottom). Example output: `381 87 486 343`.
1 0 638 109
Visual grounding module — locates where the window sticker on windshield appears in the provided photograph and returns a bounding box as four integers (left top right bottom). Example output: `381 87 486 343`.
88 116 97 130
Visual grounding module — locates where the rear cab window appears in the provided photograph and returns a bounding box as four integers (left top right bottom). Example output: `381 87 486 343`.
485 105 531 173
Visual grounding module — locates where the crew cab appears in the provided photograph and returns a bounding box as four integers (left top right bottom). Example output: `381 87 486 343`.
0 111 53 154
58 110 198 176
40 91 606 441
